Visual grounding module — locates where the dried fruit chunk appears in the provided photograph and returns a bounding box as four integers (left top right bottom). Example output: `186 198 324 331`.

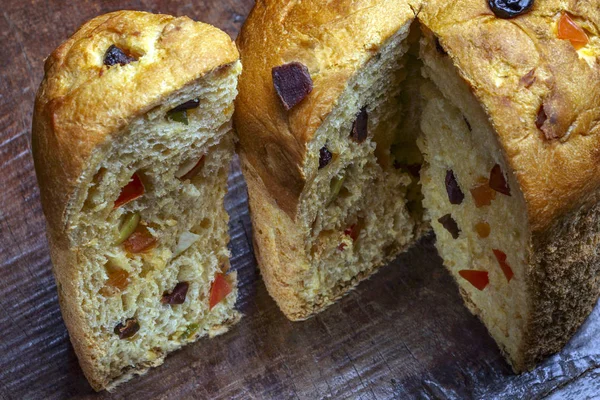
350 107 368 143
123 225 157 253
319 147 333 169
487 0 534 19
344 224 360 242
176 156 205 180
272 62 313 110
209 273 232 310
493 249 514 282
170 98 200 113
101 264 130 296
445 170 464 205
459 270 489 291
182 323 199 340
475 221 491 238
557 13 589 50
438 214 460 239
161 282 189 305
470 177 496 208
489 164 511 196
114 173 144 208
114 318 140 339
167 110 189 125
115 212 140 245
166 98 200 125
103 45 136 67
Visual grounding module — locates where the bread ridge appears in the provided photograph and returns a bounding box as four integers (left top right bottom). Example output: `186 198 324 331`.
32 10 240 390
234 0 421 220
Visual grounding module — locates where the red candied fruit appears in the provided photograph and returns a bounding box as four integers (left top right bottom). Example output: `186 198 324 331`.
459 270 489 291
492 249 514 282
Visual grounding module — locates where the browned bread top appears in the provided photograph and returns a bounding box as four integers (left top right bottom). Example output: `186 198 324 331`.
420 0 600 231
235 0 420 219
236 0 600 232
33 10 239 238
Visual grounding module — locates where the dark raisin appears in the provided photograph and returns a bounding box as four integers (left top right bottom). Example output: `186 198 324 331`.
350 107 369 143
435 37 448 56
488 0 534 19
272 62 313 110
463 116 472 132
438 214 460 239
445 170 464 205
114 318 140 339
103 45 136 67
169 99 200 113
161 282 189 305
489 164 511 196
319 147 333 169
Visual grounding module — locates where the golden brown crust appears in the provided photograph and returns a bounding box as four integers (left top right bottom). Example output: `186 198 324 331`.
419 0 600 232
235 0 421 219
236 0 600 370
31 10 239 390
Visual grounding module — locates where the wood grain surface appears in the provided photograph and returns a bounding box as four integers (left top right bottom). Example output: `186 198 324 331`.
1 1 600 399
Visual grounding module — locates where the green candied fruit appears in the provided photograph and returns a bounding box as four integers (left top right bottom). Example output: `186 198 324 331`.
328 174 346 205
167 110 189 125
182 323 200 340
115 212 140 245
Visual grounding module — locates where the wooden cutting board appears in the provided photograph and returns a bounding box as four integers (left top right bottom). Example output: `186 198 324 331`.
1 1 599 398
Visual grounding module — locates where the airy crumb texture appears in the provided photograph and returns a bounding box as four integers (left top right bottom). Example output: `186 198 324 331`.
32 11 241 391
236 0 600 373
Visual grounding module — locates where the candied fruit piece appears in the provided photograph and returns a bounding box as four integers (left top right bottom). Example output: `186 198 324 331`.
272 62 313 110
558 13 589 50
123 225 157 253
470 177 496 208
488 0 534 19
114 173 144 208
328 175 346 205
104 45 136 67
350 107 368 143
319 147 333 169
475 221 491 238
489 164 511 196
344 224 360 242
493 249 514 282
438 214 460 239
445 170 464 205
209 273 232 310
114 318 139 339
458 270 489 291
161 282 189 305
115 212 140 245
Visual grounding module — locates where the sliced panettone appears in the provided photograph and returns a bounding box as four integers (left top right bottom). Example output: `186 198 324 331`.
235 0 600 371
235 0 426 320
31 11 241 391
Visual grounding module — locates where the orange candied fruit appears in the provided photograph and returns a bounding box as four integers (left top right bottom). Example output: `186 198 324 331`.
475 221 491 238
458 270 489 291
114 173 145 208
557 13 589 50
123 225 157 253
470 177 496 208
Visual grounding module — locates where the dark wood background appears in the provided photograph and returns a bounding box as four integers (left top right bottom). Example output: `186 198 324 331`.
1 1 599 399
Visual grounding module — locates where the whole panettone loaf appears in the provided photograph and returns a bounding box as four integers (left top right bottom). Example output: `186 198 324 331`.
234 0 600 371
32 10 241 390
